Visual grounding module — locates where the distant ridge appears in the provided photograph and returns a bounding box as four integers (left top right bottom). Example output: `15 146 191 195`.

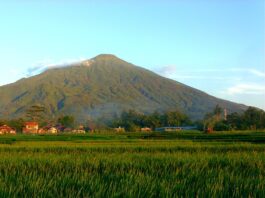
0 54 247 122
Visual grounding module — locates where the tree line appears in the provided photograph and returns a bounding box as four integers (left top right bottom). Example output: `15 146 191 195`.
112 106 265 132
111 110 192 131
217 107 265 131
0 115 75 132
0 105 264 132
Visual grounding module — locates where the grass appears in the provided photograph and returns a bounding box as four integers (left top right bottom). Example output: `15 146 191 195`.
0 131 265 197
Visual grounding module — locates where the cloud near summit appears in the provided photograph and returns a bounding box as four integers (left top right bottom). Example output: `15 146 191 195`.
26 57 87 76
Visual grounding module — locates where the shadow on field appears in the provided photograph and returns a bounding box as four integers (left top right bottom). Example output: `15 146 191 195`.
135 131 265 143
0 131 265 144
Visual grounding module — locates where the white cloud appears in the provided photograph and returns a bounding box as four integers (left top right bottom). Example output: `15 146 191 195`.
226 83 265 95
156 65 265 78
155 65 244 81
156 65 177 76
171 75 241 81
249 69 265 77
26 57 87 76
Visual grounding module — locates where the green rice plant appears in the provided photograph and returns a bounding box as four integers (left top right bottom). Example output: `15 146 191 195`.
0 132 264 197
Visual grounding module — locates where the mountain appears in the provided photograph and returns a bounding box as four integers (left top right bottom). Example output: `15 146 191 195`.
0 54 247 122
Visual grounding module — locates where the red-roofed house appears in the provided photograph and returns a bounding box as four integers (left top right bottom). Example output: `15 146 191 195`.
23 122 39 134
0 125 16 135
38 126 58 134
141 127 152 132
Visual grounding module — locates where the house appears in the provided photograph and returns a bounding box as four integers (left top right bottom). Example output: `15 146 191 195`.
78 125 85 130
0 125 16 135
72 129 86 134
38 126 58 134
155 126 197 132
47 127 58 134
38 128 46 134
72 125 86 134
141 127 152 132
114 126 125 132
23 122 39 134
54 124 65 133
155 127 182 132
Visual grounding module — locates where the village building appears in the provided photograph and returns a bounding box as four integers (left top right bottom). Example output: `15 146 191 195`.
72 129 86 134
0 125 16 135
38 128 46 134
72 125 86 134
155 126 197 132
47 127 58 134
23 122 39 134
78 125 85 130
155 127 182 132
114 126 125 132
141 127 152 132
55 124 65 133
38 126 58 134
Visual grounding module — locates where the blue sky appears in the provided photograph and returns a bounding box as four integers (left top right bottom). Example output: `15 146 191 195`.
0 0 264 110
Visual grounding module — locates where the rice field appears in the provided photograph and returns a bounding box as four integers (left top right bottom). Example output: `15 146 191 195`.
0 131 265 197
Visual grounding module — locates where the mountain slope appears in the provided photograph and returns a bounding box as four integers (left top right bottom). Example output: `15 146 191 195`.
0 54 247 121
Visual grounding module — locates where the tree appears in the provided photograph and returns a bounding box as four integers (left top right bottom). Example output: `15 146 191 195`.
243 107 265 130
203 105 223 133
203 116 217 133
194 120 204 131
202 106 265 132
163 111 191 127
7 118 25 132
26 105 46 121
0 119 6 126
214 104 222 120
226 112 243 130
213 121 230 131
116 110 144 131
126 123 140 132
112 109 191 132
58 115 75 128
147 111 162 129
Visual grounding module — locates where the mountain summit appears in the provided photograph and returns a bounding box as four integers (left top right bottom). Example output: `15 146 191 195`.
0 54 247 121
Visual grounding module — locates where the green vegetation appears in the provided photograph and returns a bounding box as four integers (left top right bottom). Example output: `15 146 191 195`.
202 106 265 132
0 54 247 122
112 109 191 131
0 131 265 197
111 106 265 132
58 115 75 128
26 105 46 122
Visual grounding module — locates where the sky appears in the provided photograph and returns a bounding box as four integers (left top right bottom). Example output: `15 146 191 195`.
0 0 264 110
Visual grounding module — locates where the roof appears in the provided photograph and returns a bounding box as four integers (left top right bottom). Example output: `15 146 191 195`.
155 126 197 130
0 125 15 131
24 122 38 126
